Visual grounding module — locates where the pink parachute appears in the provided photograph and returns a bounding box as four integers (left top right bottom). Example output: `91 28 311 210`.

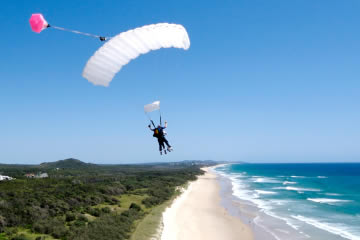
29 14 49 33
29 13 106 40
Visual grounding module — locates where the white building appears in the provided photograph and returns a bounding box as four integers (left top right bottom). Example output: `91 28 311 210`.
36 173 48 178
0 175 13 181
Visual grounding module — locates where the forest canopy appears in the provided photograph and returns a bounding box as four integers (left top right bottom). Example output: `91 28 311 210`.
0 159 213 240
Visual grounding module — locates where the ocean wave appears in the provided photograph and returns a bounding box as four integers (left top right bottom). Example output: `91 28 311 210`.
228 175 280 213
214 169 247 179
292 215 360 240
215 172 233 179
230 177 301 230
324 193 342 196
252 177 281 183
232 183 272 210
290 176 306 178
254 216 282 240
227 172 247 178
255 190 277 195
317 176 328 179
274 186 321 192
226 174 305 237
269 199 292 206
307 198 352 205
263 209 301 231
283 181 297 185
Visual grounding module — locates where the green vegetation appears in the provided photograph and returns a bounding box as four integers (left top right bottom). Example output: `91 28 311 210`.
0 159 209 240
0 228 56 240
130 185 185 240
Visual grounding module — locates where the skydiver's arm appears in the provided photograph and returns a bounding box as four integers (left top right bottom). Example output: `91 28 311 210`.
148 125 154 131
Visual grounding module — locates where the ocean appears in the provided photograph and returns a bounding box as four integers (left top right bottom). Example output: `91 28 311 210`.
214 163 360 240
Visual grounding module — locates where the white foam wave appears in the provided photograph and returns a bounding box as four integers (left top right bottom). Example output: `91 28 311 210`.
252 177 281 183
269 199 292 206
317 176 328 179
325 193 342 196
291 176 306 178
254 216 282 240
283 181 297 185
264 210 301 231
307 198 352 205
226 172 247 178
223 173 305 236
274 186 321 192
231 179 272 210
292 215 360 240
255 190 277 195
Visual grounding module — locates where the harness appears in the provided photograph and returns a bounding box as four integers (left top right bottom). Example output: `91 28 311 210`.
153 127 164 138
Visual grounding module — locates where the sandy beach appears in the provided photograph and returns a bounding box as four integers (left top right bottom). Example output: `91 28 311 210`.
160 167 253 240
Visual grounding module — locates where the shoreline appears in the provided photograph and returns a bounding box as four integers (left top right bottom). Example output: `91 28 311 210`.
159 165 253 240
212 164 360 240
213 164 303 240
212 165 279 240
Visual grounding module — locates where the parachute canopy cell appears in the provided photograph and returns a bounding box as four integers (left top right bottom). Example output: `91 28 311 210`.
82 23 190 87
144 101 160 113
29 14 49 33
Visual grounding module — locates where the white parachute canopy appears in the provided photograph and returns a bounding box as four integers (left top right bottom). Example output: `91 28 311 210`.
144 101 160 113
82 23 190 87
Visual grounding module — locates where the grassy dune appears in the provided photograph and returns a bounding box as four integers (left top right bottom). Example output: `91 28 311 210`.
0 228 57 240
131 186 186 240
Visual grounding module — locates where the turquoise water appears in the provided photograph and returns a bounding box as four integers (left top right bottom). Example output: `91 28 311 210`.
215 163 360 240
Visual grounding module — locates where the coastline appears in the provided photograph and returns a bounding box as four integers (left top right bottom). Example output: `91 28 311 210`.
213 164 307 240
212 163 360 240
213 165 280 240
159 166 253 240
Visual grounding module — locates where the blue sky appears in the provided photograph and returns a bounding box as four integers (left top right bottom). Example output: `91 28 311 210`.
0 0 359 164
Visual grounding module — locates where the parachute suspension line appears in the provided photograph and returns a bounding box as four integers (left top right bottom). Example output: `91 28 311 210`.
144 100 161 128
49 25 109 41
146 113 156 128
159 110 162 127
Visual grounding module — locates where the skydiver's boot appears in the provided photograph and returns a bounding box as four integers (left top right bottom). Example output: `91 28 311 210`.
160 151 162 155
168 147 173 152
164 150 167 154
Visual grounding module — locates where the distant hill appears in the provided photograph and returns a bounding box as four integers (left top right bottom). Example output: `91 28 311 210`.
1 159 233 170
128 160 222 168
170 160 219 166
39 158 96 169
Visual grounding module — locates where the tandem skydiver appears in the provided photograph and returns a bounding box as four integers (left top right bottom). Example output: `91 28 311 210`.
148 121 173 155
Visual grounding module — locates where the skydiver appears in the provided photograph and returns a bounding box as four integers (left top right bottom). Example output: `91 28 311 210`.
148 121 173 155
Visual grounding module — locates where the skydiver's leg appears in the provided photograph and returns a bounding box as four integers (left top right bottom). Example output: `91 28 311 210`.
162 137 171 148
161 141 166 153
157 138 163 152
162 141 167 154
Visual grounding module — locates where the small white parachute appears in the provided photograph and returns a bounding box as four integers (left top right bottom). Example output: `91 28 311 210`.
83 23 190 87
144 101 160 113
144 101 162 128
